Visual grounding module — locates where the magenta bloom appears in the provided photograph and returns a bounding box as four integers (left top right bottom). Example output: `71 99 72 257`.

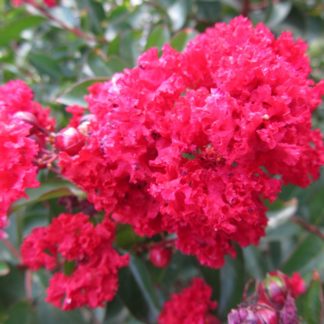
158 278 218 324
21 213 128 310
59 17 324 268
0 80 54 237
11 0 57 7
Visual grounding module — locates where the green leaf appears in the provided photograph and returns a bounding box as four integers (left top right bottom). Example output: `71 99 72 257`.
4 301 37 324
0 266 25 311
199 266 220 301
87 53 128 77
116 225 145 248
13 183 85 212
196 0 222 23
170 29 197 51
167 0 190 30
63 261 76 276
282 234 324 274
218 251 245 319
118 255 160 322
243 246 266 279
0 262 10 277
145 25 170 50
118 266 151 322
129 256 161 316
78 0 105 34
56 77 108 107
0 16 45 47
297 275 323 324
265 2 292 28
181 152 196 160
28 53 62 80
36 299 87 324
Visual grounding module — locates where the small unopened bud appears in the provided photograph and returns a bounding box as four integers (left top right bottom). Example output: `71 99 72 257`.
286 272 306 298
228 304 278 324
148 245 172 268
55 127 85 156
258 272 288 308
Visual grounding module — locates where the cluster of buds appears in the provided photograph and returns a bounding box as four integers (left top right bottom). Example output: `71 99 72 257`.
228 271 306 324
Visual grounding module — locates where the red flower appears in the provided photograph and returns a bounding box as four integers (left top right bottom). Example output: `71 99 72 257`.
11 0 57 7
158 278 218 324
21 213 128 310
60 17 324 268
0 80 54 237
148 244 172 268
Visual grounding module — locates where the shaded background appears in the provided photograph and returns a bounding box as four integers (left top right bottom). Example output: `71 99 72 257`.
0 0 323 323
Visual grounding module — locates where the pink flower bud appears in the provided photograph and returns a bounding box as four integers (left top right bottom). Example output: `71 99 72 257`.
286 272 306 298
258 272 288 308
228 304 278 324
55 127 85 156
148 245 172 268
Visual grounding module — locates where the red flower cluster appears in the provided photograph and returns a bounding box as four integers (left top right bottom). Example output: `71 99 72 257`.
11 0 57 7
158 278 219 324
21 213 129 310
59 17 324 268
228 271 306 324
0 80 54 237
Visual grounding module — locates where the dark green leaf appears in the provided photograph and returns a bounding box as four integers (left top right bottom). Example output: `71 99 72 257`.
167 0 190 30
63 261 75 276
0 266 25 311
0 261 10 277
170 29 197 51
0 16 45 47
4 301 37 324
265 2 292 28
282 234 324 274
116 225 145 248
218 251 245 319
297 275 323 324
28 53 62 80
56 77 108 107
118 255 160 323
145 24 170 50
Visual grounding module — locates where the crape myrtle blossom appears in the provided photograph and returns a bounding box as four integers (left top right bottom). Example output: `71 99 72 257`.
11 0 57 7
158 278 219 324
228 271 306 323
58 17 324 268
21 213 129 310
0 80 54 237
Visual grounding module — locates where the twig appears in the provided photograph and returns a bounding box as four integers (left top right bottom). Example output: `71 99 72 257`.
30 4 101 45
2 238 21 260
291 216 324 241
25 270 33 302
242 0 250 17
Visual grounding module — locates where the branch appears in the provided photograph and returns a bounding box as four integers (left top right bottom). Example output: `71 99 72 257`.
30 4 102 45
241 0 250 17
291 216 324 241
2 238 21 260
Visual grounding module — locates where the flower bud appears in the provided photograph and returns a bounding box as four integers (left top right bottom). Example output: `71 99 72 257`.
286 272 306 298
55 127 85 156
148 245 172 268
228 304 278 324
258 272 288 308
